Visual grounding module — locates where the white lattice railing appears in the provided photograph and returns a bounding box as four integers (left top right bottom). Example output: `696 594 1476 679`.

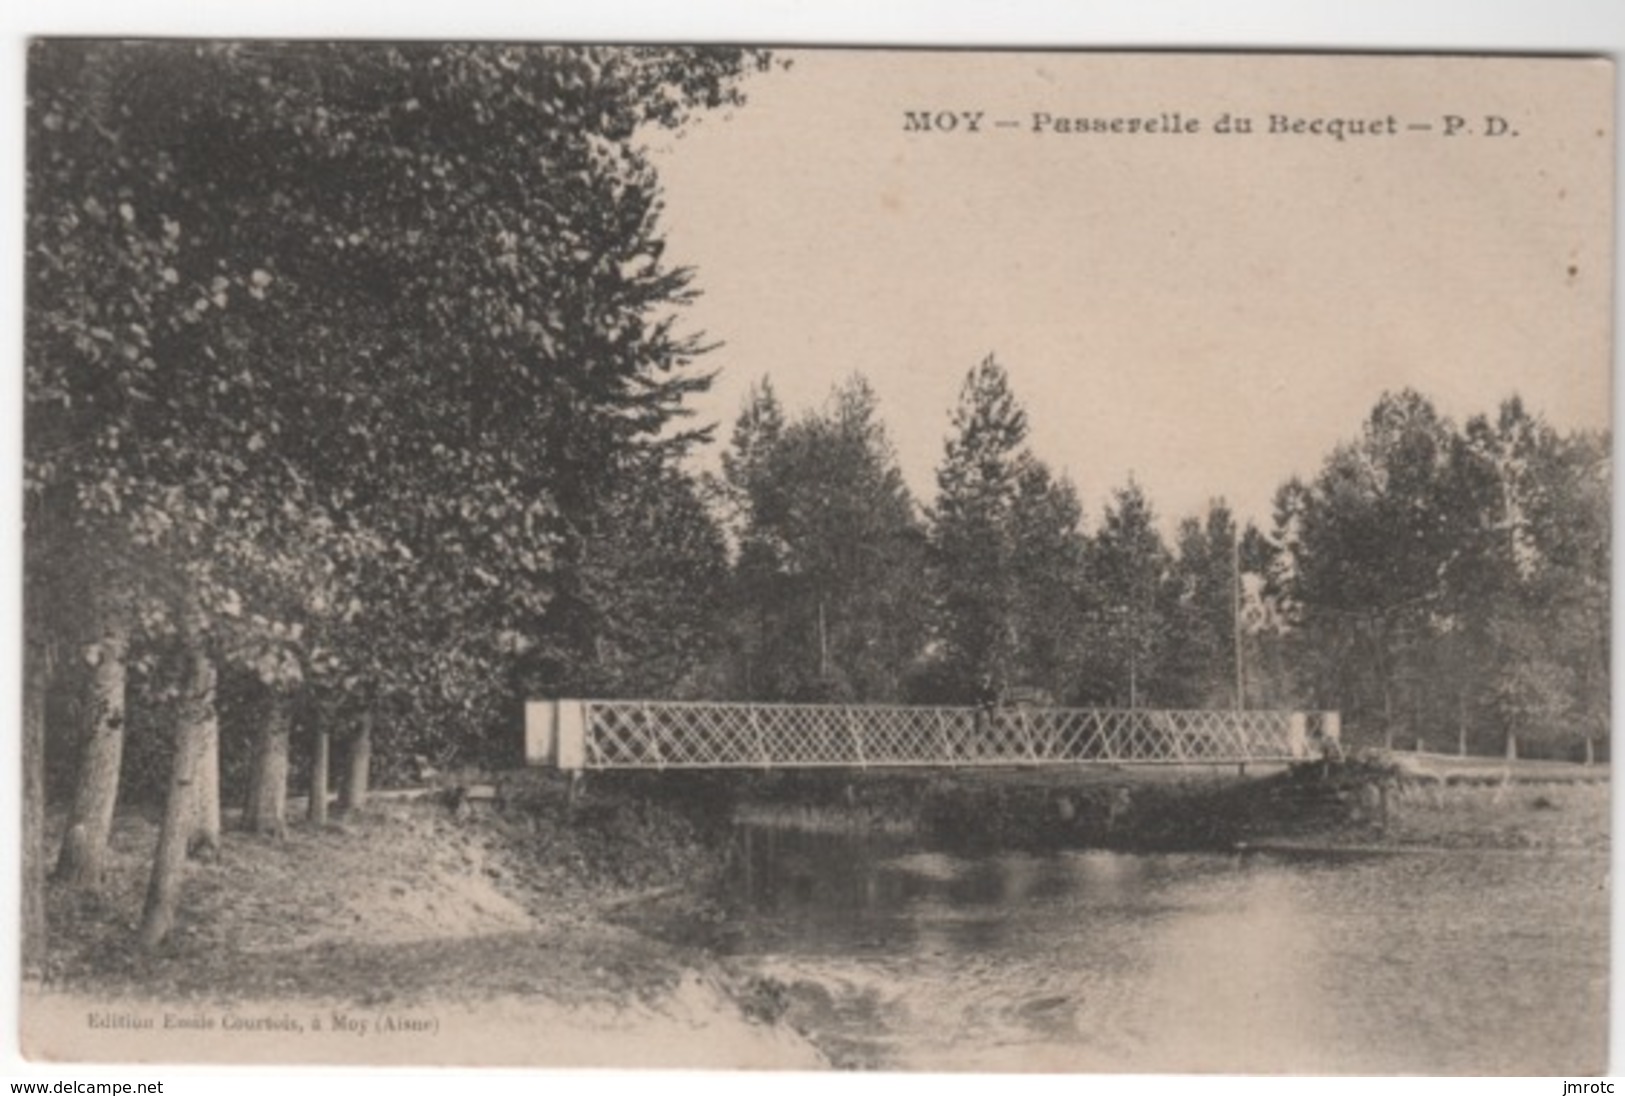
525 699 1340 771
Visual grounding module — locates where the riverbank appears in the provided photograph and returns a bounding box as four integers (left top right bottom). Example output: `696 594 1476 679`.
25 758 1607 1066
24 776 824 1067
699 756 1610 855
1247 754 1610 853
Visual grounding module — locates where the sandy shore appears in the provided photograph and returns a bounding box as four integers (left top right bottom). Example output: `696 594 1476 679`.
26 784 824 1069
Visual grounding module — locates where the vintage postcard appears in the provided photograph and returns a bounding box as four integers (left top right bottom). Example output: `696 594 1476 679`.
19 45 1612 1073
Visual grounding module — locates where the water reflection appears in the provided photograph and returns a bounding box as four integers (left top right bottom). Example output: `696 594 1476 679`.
724 824 1607 1073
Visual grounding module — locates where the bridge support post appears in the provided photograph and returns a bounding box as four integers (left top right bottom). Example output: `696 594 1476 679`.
1288 712 1308 760
523 699 588 771
1322 711 1342 758
558 700 586 771
523 701 556 767
847 708 867 770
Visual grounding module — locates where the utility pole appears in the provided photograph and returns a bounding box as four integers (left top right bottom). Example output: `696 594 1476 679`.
1128 597 1140 710
817 595 828 681
1232 528 1245 711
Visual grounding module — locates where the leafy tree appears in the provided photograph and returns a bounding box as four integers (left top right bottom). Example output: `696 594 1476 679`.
26 41 771 947
1265 391 1463 746
1233 519 1309 711
573 458 731 699
719 379 789 697
1445 402 1610 758
922 355 1092 704
1262 391 1607 756
928 356 1034 702
720 378 787 531
1007 462 1089 702
1525 427 1610 759
1163 500 1245 709
1082 481 1170 708
724 376 928 701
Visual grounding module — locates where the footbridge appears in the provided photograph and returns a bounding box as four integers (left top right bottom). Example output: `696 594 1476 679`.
525 699 1340 772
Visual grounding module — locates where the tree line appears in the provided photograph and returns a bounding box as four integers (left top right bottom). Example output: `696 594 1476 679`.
715 361 1608 769
24 42 1608 972
24 41 771 963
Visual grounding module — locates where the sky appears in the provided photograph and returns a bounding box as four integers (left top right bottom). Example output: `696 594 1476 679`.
651 51 1613 532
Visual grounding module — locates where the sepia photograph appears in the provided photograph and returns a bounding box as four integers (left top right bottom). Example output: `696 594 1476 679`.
17 41 1614 1075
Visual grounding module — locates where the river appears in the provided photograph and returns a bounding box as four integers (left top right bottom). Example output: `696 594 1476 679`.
722 824 1608 1073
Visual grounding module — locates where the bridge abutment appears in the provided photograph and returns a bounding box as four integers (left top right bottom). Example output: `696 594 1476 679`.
524 699 587 771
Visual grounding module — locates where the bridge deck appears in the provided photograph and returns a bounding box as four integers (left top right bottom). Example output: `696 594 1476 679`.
526 699 1339 771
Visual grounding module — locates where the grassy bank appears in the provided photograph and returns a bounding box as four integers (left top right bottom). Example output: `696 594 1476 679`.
764 756 1614 854
1250 755 1610 853
621 759 1611 855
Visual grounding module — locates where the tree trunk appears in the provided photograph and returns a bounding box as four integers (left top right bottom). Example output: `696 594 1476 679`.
1584 736 1595 766
340 712 373 813
308 721 330 825
23 638 50 977
189 707 221 860
1457 694 1468 757
138 624 214 951
246 694 291 838
1368 624 1395 752
242 709 264 822
1381 680 1395 751
1505 730 1518 762
55 616 130 889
